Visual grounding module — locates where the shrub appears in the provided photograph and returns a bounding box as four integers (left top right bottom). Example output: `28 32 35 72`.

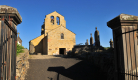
104 47 110 50
16 43 25 56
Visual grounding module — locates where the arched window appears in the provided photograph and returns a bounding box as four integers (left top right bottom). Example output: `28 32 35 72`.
61 33 64 39
50 16 54 24
56 16 60 25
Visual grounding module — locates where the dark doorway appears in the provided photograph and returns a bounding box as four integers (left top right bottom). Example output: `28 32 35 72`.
59 48 66 55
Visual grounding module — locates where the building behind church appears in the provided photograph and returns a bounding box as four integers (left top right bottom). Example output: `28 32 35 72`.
17 32 22 46
29 11 76 55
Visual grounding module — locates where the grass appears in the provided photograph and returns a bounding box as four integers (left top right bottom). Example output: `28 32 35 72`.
16 43 26 56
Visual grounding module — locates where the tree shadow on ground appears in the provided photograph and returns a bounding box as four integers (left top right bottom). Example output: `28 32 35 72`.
47 56 107 80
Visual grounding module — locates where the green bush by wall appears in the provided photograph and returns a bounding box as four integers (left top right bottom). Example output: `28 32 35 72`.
16 43 25 56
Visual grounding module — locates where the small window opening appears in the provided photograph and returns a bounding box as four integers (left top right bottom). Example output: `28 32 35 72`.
61 33 64 39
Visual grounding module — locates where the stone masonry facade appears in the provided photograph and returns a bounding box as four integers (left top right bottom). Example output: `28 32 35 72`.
29 11 76 55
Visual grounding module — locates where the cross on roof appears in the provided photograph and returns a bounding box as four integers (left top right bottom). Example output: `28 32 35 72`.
17 32 20 37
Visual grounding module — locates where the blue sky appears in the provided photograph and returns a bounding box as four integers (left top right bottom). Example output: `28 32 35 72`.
1 0 138 49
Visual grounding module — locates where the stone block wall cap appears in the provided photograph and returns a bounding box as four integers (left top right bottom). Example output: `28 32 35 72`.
0 5 22 22
108 13 138 22
120 14 138 21
107 13 138 29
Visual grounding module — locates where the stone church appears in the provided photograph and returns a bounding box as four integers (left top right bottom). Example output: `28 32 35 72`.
29 11 76 55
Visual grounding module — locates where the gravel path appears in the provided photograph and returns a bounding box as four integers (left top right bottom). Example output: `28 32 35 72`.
25 55 107 80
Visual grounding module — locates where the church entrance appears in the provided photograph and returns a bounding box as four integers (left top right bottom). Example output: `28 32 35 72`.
59 48 66 55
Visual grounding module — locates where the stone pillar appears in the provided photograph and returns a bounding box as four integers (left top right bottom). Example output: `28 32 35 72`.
85 39 89 45
107 14 138 80
90 33 93 46
109 39 113 48
94 27 100 47
54 16 56 25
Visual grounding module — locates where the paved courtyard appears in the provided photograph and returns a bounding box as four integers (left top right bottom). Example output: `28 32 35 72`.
25 55 107 80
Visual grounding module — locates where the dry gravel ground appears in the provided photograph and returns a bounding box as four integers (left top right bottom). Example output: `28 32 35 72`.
25 55 107 80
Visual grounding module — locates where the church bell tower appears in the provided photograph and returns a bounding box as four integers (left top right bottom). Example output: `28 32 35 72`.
41 11 66 36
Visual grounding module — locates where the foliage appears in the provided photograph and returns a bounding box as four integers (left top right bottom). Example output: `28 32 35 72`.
104 47 110 49
16 43 25 56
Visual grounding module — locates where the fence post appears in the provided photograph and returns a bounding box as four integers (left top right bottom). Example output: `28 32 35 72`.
0 5 22 80
107 14 138 80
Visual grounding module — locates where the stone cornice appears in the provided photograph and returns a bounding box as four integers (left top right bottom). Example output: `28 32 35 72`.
0 5 22 24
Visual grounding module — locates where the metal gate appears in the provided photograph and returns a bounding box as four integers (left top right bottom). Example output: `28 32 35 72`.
0 10 17 80
114 25 138 80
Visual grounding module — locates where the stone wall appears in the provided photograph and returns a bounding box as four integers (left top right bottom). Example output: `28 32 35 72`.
72 45 90 54
77 48 114 80
16 49 29 80
88 52 114 80
72 45 104 55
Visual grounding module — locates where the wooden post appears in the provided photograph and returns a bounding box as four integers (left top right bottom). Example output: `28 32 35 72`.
107 14 138 80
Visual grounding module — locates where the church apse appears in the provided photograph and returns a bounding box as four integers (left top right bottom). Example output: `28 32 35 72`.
29 34 45 54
